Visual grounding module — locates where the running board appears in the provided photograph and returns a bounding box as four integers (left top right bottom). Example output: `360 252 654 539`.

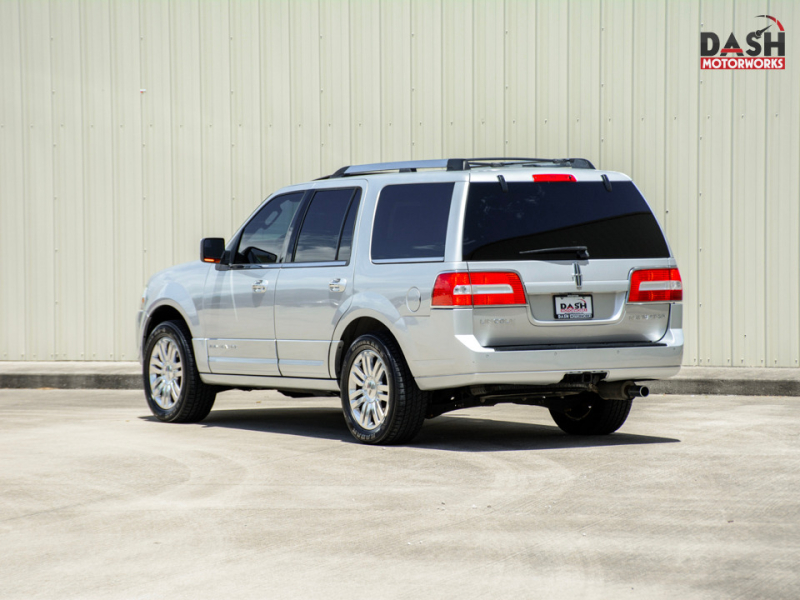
200 373 340 393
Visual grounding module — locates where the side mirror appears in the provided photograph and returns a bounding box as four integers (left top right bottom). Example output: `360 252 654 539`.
200 238 225 263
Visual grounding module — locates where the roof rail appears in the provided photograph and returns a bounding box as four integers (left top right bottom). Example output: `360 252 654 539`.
321 157 595 179
323 159 468 179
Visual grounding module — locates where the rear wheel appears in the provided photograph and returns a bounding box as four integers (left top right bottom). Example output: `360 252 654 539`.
143 320 217 423
549 393 632 435
340 332 429 445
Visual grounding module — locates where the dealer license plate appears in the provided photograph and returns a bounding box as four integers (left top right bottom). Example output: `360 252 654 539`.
554 295 593 320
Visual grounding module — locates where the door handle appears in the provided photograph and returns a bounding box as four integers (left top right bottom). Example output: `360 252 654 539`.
329 278 346 293
252 280 267 293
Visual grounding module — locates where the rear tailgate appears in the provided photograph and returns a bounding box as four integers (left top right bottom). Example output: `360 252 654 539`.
462 173 677 348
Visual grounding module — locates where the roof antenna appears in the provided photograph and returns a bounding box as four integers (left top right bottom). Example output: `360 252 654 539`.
497 174 509 193
601 174 612 192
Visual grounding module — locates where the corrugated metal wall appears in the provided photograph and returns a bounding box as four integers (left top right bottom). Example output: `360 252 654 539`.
1 0 798 366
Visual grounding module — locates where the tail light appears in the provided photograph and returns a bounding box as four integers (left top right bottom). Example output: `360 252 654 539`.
628 268 682 302
432 272 526 307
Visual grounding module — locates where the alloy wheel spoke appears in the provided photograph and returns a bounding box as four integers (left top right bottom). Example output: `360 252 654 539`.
351 365 367 385
350 391 367 412
355 403 368 428
168 343 179 366
159 340 170 362
367 354 379 378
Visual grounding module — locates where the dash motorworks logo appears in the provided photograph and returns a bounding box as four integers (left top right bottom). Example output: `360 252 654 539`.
701 15 785 70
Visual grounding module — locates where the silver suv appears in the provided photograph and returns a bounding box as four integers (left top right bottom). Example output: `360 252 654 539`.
137 158 683 444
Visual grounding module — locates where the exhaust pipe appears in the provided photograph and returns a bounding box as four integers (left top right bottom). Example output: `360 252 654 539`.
627 384 649 398
596 381 649 401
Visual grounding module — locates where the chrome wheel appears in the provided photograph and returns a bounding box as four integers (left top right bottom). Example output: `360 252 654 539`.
348 349 390 431
148 336 183 410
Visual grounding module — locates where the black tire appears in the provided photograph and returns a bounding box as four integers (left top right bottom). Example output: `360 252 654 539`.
340 332 429 445
549 393 632 435
142 319 217 423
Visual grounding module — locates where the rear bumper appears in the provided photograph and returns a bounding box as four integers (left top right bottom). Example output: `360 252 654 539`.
412 327 683 391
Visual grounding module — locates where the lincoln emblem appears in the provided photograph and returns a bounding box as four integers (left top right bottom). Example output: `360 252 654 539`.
572 263 583 289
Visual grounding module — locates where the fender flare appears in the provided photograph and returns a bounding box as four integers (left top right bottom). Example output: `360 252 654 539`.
329 293 416 379
141 283 200 347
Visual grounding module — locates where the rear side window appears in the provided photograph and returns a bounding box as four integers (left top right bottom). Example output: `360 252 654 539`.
463 181 670 261
371 183 454 261
293 188 361 263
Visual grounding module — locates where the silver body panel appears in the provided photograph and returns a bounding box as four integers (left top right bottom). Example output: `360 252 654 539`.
138 166 683 393
203 265 281 376
274 261 355 378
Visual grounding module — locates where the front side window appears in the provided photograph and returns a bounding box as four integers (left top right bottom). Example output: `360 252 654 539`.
235 192 304 264
371 183 454 261
293 188 361 263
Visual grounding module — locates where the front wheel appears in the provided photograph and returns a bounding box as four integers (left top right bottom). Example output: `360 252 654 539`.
340 333 429 445
143 320 217 423
549 394 632 435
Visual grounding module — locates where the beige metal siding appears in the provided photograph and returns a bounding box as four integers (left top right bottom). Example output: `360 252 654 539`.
20 0 55 360
381 1 412 161
766 1 800 367
567 0 601 164
1 0 797 368
1 0 26 360
665 0 700 368
141 0 176 278
51 0 85 360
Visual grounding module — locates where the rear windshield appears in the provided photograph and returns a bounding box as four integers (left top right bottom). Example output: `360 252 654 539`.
463 181 670 261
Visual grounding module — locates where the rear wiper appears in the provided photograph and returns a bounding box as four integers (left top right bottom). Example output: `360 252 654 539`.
520 246 590 260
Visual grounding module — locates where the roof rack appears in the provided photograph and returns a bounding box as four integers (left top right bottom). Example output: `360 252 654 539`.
321 157 595 179
466 157 596 170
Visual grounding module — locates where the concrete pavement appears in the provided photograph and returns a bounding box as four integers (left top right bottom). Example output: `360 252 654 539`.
1 361 799 396
0 389 797 599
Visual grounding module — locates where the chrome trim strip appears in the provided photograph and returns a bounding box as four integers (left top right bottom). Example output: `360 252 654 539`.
525 280 629 293
280 261 347 269
372 257 444 264
279 359 325 367
209 357 278 365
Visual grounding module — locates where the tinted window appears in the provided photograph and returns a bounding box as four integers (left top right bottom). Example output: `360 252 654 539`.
294 188 358 263
371 183 454 261
336 189 362 262
236 192 304 264
462 181 669 261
